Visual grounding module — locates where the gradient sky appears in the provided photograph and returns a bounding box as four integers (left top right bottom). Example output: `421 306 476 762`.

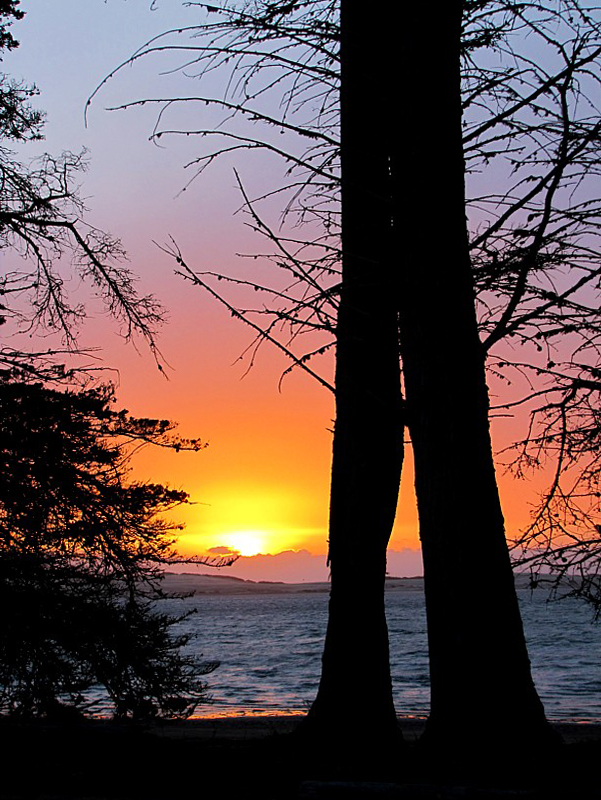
4 1 546 579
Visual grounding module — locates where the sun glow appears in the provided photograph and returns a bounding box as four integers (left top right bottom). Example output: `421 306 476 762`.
222 531 269 557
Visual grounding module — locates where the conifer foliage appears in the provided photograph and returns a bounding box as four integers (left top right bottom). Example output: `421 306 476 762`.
0 378 219 719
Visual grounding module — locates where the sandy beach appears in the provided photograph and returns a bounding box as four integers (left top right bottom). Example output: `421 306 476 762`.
151 713 601 745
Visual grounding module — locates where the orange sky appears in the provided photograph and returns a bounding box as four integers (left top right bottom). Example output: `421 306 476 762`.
5 1 553 579
97 304 422 561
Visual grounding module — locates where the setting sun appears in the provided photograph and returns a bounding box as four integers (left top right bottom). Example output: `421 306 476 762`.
222 531 269 557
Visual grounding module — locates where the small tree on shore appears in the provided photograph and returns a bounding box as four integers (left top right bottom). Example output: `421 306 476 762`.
0 377 231 719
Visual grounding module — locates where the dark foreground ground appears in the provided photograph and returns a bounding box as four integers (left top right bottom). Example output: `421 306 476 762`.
1 716 600 800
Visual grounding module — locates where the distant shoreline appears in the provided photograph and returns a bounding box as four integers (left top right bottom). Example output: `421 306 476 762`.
163 571 538 595
162 572 428 595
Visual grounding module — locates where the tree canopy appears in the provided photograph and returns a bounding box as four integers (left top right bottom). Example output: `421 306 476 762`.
0 377 226 719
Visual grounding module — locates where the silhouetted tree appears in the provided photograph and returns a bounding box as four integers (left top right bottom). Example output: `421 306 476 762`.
510 383 601 614
0 2 163 379
460 0 601 623
0 1 22 53
394 2 554 753
301 0 403 747
94 0 601 756
0 377 229 719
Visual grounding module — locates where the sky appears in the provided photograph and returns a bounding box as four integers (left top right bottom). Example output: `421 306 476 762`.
2 0 549 581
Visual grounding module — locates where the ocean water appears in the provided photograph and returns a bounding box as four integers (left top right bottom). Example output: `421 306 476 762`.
164 583 601 722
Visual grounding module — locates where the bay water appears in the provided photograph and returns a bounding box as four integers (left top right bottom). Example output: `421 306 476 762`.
163 579 601 722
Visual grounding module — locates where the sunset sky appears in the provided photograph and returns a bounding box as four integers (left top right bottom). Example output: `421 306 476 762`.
4 1 546 581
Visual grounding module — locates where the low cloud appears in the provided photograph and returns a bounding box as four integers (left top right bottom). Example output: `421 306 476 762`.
172 547 423 583
227 549 328 583
386 548 423 578
222 548 423 583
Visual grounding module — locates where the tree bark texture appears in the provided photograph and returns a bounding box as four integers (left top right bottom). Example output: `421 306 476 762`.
306 0 404 746
395 2 553 752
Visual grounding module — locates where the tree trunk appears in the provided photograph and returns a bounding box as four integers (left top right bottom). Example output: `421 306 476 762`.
305 0 404 751
395 1 554 755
